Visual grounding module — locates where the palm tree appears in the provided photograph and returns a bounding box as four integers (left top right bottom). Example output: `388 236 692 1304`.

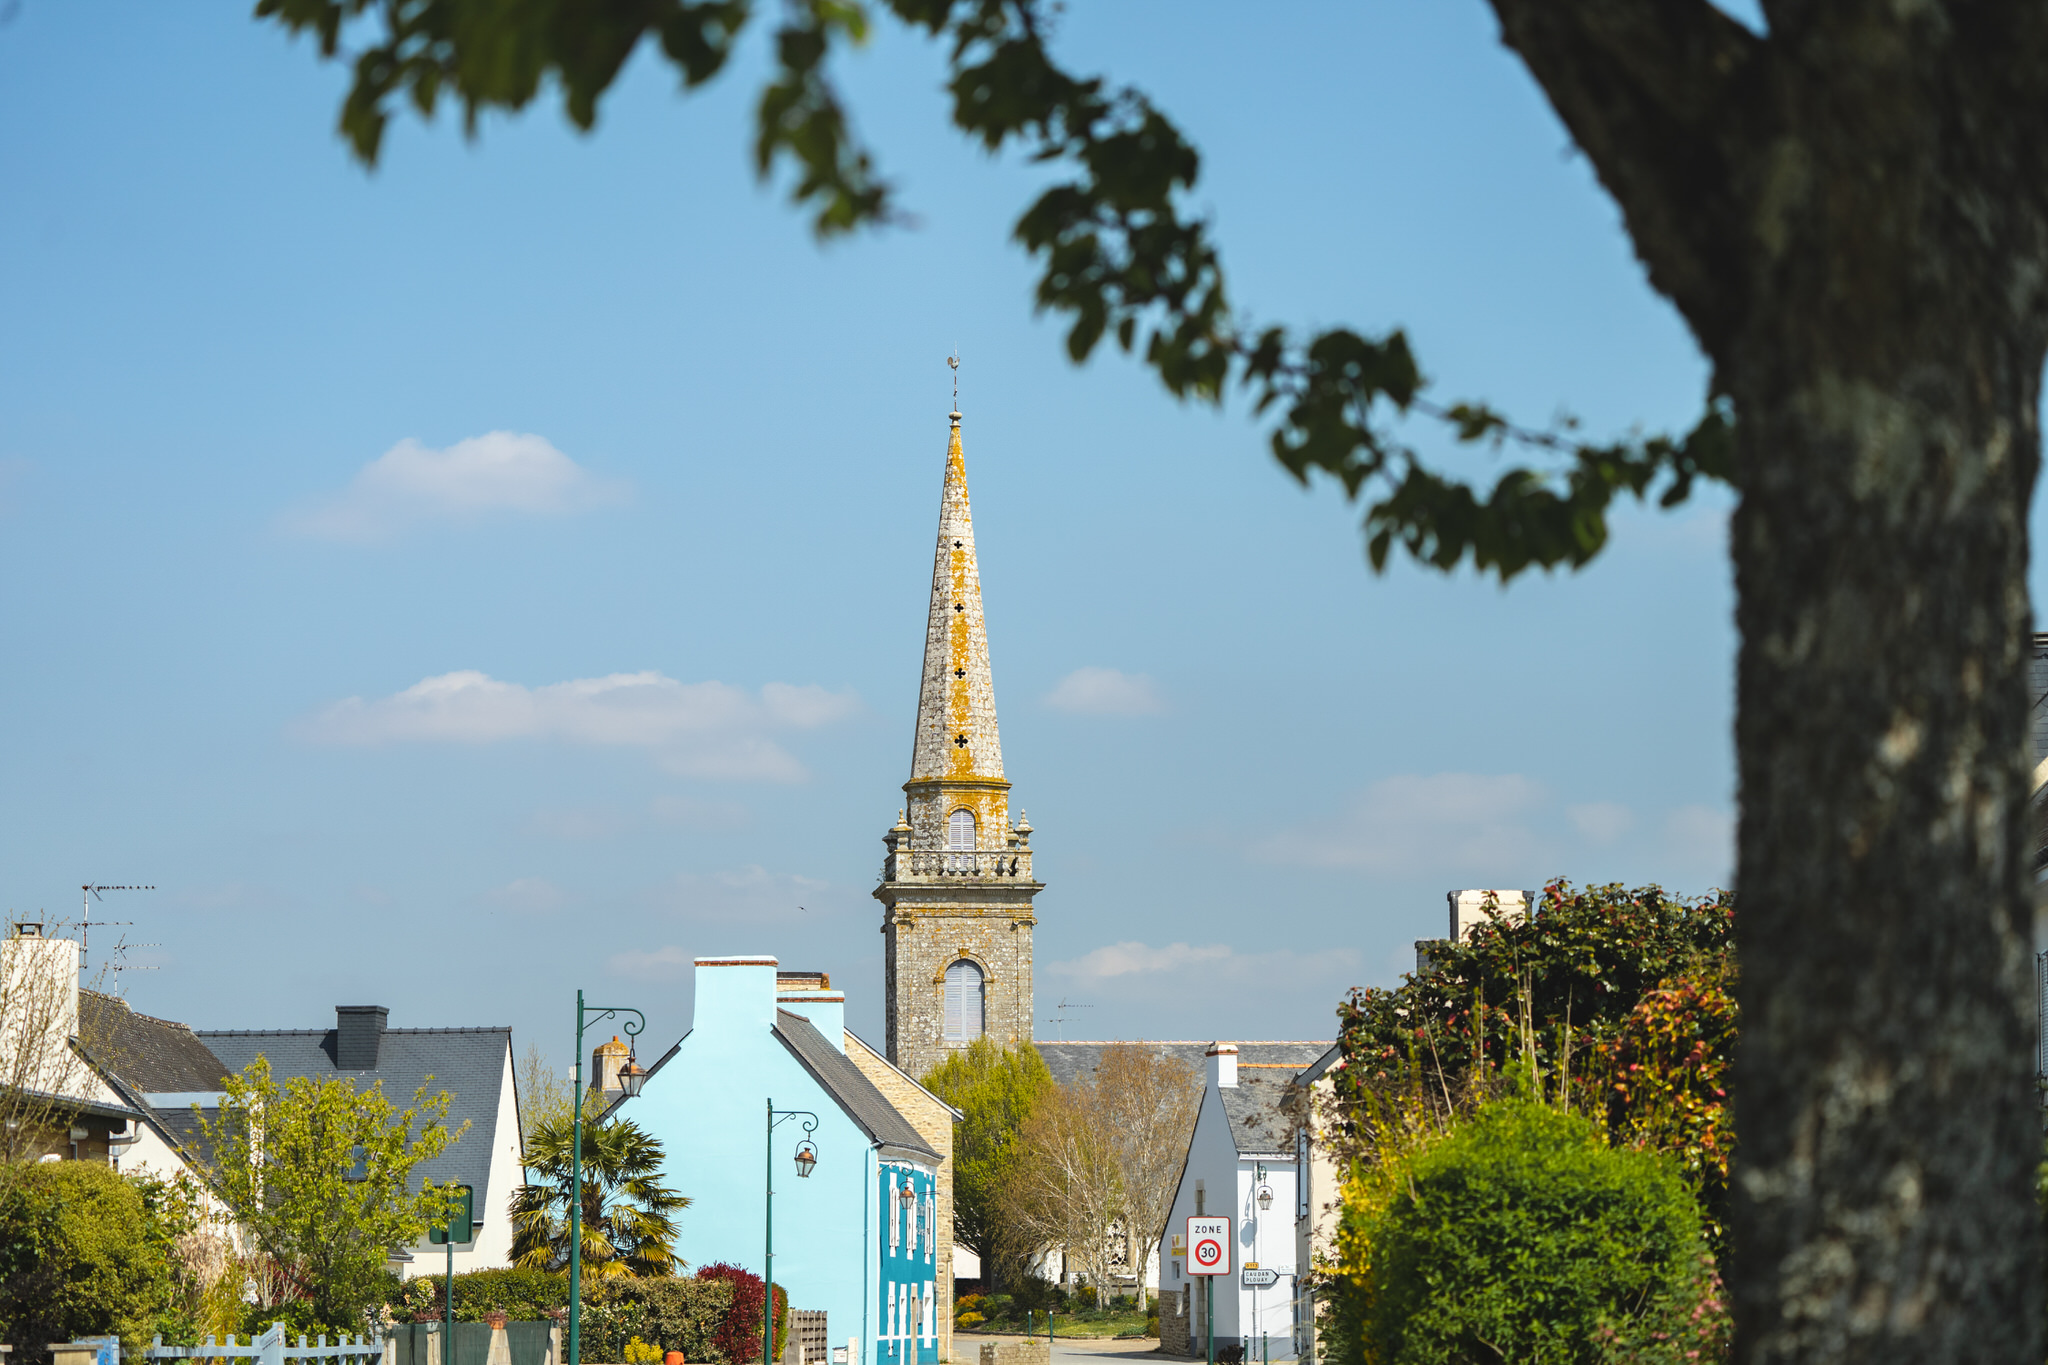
511 1110 689 1278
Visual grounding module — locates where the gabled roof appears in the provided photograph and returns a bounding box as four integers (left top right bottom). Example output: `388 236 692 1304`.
1036 1040 1331 1156
200 1023 513 1217
81 991 231 1093
774 1010 939 1163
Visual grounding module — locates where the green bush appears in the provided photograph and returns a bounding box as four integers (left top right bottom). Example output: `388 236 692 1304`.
0 1162 194 1361
581 1277 734 1364
393 1268 571 1323
1359 1098 1715 1365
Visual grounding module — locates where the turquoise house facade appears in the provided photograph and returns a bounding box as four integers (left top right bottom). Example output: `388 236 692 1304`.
620 957 941 1365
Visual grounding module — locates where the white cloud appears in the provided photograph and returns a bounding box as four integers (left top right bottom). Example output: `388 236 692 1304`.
1046 940 1365 1020
303 670 859 781
1044 667 1165 716
483 877 571 914
1567 801 1635 844
1053 941 1234 980
282 431 626 540
1254 772 1548 875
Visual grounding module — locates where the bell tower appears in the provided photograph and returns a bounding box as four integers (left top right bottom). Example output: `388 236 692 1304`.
876 406 1042 1080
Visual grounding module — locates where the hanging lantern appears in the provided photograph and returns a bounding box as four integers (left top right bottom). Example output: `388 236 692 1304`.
794 1140 818 1178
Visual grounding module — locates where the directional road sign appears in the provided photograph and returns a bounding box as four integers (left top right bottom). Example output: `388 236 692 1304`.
1186 1215 1232 1277
1241 1268 1279 1288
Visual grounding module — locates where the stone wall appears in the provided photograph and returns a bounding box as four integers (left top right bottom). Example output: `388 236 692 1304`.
976 1341 1049 1365
1159 1284 1194 1359
882 904 1036 1082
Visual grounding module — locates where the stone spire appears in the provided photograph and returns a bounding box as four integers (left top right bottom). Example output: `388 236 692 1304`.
877 404 1041 1079
910 410 1005 783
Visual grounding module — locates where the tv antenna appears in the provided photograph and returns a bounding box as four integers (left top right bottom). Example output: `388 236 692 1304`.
81 884 152 975
1045 996 1093 1039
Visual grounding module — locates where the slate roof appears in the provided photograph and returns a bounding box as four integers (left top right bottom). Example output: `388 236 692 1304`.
81 991 232 1092
76 991 231 1168
199 1021 514 1218
1035 1040 1331 1156
773 1010 939 1163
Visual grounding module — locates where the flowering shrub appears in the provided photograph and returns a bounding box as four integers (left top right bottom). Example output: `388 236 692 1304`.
1590 967 1739 1245
1334 879 1733 1111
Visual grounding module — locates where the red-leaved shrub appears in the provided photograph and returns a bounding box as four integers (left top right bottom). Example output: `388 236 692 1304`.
695 1263 788 1363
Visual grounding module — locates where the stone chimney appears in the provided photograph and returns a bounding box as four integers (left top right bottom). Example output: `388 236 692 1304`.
1447 889 1532 942
777 972 846 1053
1206 1042 1238 1090
335 1005 388 1069
591 1035 629 1092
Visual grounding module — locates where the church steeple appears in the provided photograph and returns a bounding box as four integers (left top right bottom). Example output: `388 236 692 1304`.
911 410 1005 784
877 403 1042 1079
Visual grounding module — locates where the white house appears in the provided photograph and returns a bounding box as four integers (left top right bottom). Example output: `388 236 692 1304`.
1153 1041 1332 1362
201 1006 526 1275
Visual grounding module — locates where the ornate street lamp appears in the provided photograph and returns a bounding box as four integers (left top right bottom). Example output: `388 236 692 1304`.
767 1102 821 1365
899 1180 916 1211
568 991 647 1365
1256 1185 1274 1212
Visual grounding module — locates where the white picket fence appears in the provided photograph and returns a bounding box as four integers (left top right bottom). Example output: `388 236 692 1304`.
146 1323 383 1365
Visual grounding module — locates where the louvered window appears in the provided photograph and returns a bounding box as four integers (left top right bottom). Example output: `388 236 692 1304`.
944 959 985 1040
947 808 976 850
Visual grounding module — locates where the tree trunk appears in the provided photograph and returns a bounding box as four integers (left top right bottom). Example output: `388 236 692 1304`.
1484 4 2048 1361
1725 341 2042 1362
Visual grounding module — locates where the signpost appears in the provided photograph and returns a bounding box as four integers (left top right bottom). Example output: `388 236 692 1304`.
1186 1216 1232 1365
1240 1269 1278 1288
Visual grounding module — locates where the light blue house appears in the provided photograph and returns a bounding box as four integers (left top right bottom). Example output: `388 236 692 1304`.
620 956 942 1365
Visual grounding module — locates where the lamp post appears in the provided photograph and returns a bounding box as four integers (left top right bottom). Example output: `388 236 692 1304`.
1251 1164 1274 1365
766 1101 820 1365
569 991 648 1365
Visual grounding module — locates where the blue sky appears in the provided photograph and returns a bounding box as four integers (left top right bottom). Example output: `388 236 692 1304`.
0 1 1930 1065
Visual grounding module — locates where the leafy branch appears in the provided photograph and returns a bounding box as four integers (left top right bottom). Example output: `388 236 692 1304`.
254 0 1732 581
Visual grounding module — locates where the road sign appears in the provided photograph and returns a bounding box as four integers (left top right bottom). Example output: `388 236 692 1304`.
1241 1268 1279 1288
428 1184 474 1245
1187 1215 1232 1277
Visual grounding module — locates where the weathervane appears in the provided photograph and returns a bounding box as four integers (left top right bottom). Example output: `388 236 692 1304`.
948 350 960 413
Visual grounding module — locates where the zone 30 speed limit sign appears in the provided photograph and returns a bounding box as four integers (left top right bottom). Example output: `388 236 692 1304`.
1186 1215 1232 1277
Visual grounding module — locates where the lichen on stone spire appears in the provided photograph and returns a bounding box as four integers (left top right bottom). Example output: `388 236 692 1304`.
909 409 1004 784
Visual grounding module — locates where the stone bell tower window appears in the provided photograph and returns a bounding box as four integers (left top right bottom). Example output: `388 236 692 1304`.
944 958 985 1040
947 807 977 856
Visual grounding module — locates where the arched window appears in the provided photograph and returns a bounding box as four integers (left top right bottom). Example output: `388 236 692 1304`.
944 959 985 1040
947 808 977 850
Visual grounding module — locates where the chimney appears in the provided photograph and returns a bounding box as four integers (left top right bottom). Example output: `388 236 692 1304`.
693 955 780 1035
1206 1042 1238 1090
1447 889 1532 942
591 1035 629 1092
336 1006 389 1069
777 973 846 1053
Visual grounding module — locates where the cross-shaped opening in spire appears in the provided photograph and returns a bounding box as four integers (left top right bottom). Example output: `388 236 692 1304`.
955 735 969 747
954 668 965 679
953 540 962 548
953 603 964 612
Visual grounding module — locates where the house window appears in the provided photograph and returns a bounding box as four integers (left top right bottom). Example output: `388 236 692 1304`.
948 808 976 850
944 959 985 1040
